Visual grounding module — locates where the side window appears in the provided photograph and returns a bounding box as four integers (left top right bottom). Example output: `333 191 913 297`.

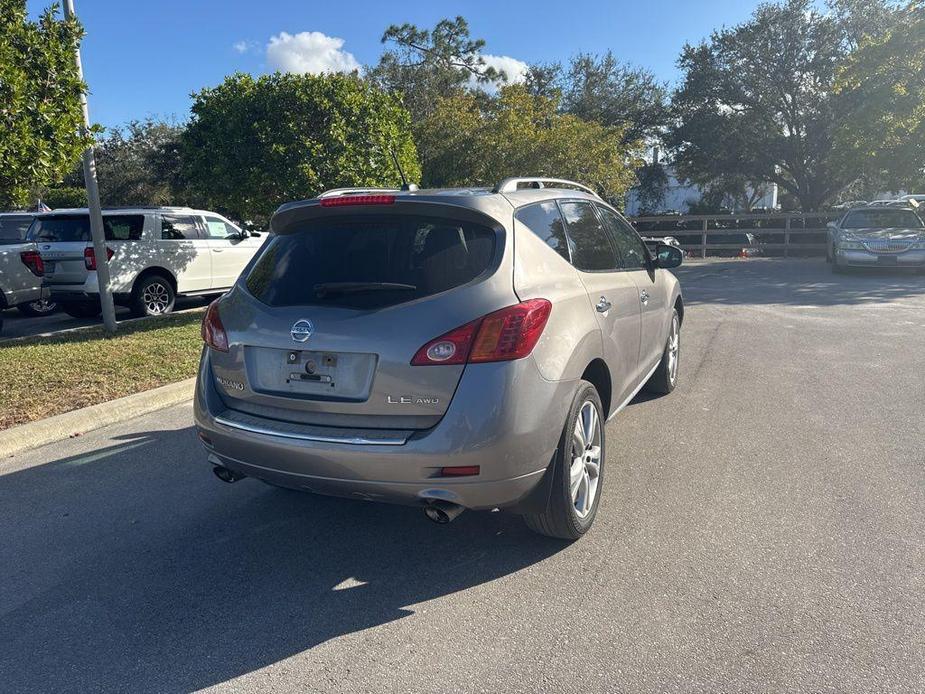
203 215 240 239
514 201 570 262
103 215 144 241
161 215 200 240
597 205 648 270
559 201 619 272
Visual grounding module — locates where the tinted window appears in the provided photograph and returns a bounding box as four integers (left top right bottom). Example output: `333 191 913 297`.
203 216 240 239
161 215 200 240
0 216 33 242
597 205 648 269
559 201 619 271
103 215 144 240
28 214 144 242
246 215 496 309
514 202 570 262
843 209 924 229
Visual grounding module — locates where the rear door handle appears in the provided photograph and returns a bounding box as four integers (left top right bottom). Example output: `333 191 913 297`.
212 248 224 253
596 296 612 313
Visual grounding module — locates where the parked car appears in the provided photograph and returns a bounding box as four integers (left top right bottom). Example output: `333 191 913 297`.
826 206 925 272
30 207 266 318
0 212 55 317
194 179 685 540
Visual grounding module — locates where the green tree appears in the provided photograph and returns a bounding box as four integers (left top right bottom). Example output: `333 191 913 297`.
836 1 925 191
367 16 502 125
181 72 420 227
561 52 668 146
417 85 638 201
0 0 90 209
64 119 184 206
668 0 901 210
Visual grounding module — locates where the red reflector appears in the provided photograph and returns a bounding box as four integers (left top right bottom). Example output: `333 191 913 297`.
201 300 229 352
440 466 480 477
319 194 396 207
84 245 114 270
20 250 44 277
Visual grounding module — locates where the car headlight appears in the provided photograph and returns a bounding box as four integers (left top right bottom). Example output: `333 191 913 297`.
837 239 864 250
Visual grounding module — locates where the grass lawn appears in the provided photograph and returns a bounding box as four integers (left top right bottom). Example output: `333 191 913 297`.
0 311 205 430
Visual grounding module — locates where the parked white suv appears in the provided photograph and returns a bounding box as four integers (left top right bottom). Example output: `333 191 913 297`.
31 207 266 318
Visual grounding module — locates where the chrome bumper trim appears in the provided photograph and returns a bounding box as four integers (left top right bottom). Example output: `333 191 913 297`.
213 411 411 446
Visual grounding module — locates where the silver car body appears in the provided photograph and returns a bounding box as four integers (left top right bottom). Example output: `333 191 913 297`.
828 206 925 269
0 213 44 309
32 207 265 305
194 184 683 511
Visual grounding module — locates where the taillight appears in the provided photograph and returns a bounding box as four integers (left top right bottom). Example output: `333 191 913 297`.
20 250 44 277
319 194 396 208
411 299 552 366
201 301 229 352
84 246 114 270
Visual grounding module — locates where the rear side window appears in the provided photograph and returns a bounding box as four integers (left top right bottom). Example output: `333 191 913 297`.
28 214 144 242
596 205 648 270
161 215 201 240
246 215 496 309
559 201 619 272
0 216 32 242
514 202 570 262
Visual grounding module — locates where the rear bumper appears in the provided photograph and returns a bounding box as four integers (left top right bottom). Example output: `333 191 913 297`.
835 249 925 267
194 349 577 510
4 285 45 308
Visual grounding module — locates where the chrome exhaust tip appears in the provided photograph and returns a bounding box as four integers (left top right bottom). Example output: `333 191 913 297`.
213 465 246 484
423 500 464 524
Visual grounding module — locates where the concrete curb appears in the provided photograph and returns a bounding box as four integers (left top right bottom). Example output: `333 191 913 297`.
0 377 196 459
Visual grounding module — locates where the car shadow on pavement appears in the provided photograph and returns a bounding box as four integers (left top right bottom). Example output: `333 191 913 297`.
674 259 925 307
0 426 566 692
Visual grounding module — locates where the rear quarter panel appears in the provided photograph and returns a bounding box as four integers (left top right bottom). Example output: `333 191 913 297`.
512 214 602 382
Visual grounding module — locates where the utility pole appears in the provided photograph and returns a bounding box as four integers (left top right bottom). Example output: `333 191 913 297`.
62 0 117 333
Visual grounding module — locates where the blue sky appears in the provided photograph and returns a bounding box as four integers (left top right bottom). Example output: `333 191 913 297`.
31 0 768 129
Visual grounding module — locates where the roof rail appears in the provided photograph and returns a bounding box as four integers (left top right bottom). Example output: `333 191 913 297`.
317 187 401 199
493 178 599 197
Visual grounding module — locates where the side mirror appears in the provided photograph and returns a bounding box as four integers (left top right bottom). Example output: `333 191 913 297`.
249 230 262 237
826 221 838 231
654 243 683 269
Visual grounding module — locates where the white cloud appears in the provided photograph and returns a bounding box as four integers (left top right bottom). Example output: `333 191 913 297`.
265 31 361 75
468 54 529 92
233 40 257 54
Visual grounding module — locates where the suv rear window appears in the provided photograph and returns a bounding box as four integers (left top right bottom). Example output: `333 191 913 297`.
28 214 145 242
246 215 497 309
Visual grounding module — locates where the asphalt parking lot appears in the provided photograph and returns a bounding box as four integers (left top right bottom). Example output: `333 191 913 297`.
1 258 923 692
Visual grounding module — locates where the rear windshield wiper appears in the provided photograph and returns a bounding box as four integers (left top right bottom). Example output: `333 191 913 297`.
313 282 417 297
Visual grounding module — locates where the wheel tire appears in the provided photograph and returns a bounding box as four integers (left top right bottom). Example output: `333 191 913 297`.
524 380 605 541
644 308 681 395
131 275 175 317
61 301 101 319
18 298 58 317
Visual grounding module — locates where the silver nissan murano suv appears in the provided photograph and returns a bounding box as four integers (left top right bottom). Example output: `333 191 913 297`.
194 178 684 539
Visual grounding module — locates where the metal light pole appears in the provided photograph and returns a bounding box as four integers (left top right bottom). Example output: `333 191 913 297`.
62 0 117 333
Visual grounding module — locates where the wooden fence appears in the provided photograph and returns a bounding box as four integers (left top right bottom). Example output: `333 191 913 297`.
630 212 837 258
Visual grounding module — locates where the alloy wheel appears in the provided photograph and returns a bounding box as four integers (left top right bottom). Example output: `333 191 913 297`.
570 400 602 518
142 282 171 315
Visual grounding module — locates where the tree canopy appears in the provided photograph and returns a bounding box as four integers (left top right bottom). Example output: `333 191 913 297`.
417 85 638 201
0 0 90 209
181 72 420 226
835 0 925 191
